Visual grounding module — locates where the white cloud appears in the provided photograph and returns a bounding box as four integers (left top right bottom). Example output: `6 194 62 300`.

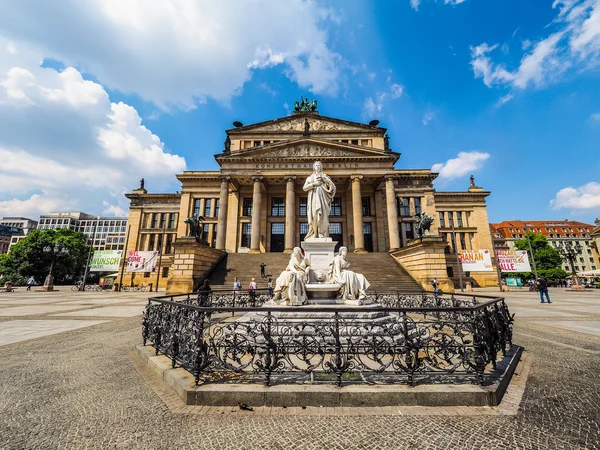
471 0 600 91
411 0 467 10
390 83 404 99
432 151 490 180
550 182 600 210
495 93 514 107
363 97 383 118
589 112 600 122
0 38 186 218
0 0 343 109
422 110 435 125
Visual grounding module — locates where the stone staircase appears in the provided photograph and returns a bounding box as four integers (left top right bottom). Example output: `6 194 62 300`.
207 252 421 293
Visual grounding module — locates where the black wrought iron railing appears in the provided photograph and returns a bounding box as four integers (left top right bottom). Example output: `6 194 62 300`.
142 290 513 387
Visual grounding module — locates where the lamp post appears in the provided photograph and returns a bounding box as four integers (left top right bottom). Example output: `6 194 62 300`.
524 229 538 280
42 243 68 291
558 240 584 291
450 223 464 292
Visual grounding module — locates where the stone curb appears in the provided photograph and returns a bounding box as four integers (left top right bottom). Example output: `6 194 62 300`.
134 344 523 408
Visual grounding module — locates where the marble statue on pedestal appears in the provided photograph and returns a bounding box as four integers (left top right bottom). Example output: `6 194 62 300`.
328 247 371 301
303 161 336 239
269 247 310 305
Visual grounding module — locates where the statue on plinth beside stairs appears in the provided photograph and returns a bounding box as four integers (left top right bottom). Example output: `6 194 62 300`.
415 212 434 240
267 247 310 306
328 247 371 302
303 161 336 240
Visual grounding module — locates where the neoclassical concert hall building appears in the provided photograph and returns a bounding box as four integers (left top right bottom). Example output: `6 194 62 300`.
123 106 497 290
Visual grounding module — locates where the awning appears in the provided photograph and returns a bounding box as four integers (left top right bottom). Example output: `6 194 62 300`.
104 273 120 278
577 269 600 277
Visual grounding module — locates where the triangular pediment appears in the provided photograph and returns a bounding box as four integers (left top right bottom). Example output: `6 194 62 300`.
218 138 398 161
227 113 385 135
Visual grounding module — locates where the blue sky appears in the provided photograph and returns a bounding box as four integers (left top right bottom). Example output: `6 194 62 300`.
0 0 599 224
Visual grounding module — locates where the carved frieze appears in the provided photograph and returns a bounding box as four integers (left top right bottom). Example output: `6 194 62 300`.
253 118 358 133
264 144 354 158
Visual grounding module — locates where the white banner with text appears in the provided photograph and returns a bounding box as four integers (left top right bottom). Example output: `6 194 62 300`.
126 250 158 273
459 249 494 272
496 250 532 272
89 250 123 272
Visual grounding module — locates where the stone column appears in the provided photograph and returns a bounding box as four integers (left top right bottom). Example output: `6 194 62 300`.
385 175 400 251
215 177 230 250
249 176 263 253
351 175 366 253
284 176 296 253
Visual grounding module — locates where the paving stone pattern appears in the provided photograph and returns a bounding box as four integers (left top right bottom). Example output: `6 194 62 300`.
0 288 599 449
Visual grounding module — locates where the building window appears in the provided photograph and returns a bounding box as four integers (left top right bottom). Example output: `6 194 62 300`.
439 212 445 228
203 224 210 245
331 197 342 216
215 199 219 217
414 198 421 215
241 223 252 248
169 213 176 229
459 232 466 250
204 199 212 217
457 212 463 227
448 212 454 228
351 139 359 145
329 222 342 235
144 272 150 278
165 234 173 254
271 197 285 217
447 266 454 278
193 199 201 216
162 267 169 278
299 197 308 217
242 198 253 216
148 234 155 250
300 222 309 242
151 214 158 228
399 198 409 217
361 197 371 216
271 222 285 234
405 222 414 241
160 213 167 229
212 224 217 248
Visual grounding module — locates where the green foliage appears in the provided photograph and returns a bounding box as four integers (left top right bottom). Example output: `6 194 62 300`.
2 229 89 284
538 268 569 281
514 232 564 273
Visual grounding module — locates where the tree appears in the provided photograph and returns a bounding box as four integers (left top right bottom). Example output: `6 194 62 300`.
514 232 564 275
2 229 89 284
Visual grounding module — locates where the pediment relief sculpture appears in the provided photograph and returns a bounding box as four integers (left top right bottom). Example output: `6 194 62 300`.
251 118 361 133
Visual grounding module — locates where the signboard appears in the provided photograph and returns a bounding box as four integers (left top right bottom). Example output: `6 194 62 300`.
496 250 532 273
126 250 158 273
89 250 123 272
459 250 493 272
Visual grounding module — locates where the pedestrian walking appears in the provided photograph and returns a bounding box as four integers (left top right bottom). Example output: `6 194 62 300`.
26 276 35 291
248 277 257 294
430 277 438 294
260 262 266 278
267 278 273 296
536 278 551 303
233 277 241 295
198 279 211 306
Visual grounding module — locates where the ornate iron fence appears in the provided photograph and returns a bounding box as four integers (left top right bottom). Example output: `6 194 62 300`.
142 290 513 387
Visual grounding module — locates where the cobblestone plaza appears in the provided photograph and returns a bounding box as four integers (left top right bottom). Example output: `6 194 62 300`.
0 288 598 449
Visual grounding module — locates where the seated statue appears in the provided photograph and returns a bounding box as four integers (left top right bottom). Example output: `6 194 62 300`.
328 247 371 301
269 247 310 305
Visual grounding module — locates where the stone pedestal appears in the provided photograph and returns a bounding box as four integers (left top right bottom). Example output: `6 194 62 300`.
42 275 54 292
301 238 337 283
390 236 454 293
166 237 226 294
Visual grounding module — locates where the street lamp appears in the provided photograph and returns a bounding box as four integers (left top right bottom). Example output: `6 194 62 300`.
42 243 68 292
557 240 584 291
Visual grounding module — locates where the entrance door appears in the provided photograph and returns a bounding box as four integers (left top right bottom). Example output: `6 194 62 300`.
329 223 343 253
363 222 373 252
270 223 285 252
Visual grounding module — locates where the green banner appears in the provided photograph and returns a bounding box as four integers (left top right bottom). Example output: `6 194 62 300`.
90 250 123 272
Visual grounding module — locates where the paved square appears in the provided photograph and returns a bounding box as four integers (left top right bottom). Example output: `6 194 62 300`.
0 305 88 316
53 305 145 318
0 319 107 346
504 306 586 318
533 320 600 337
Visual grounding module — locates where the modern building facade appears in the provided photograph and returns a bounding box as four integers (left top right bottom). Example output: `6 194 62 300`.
37 212 128 251
124 107 498 289
0 217 38 253
491 220 599 274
